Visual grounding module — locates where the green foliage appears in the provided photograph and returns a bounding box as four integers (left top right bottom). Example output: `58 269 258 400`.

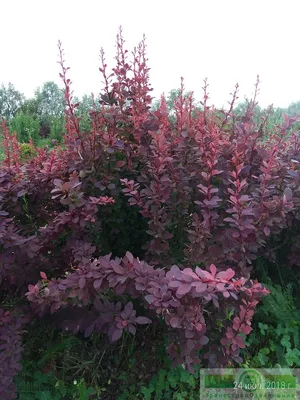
243 281 300 368
7 82 66 144
49 117 65 142
15 329 97 400
118 364 200 400
9 111 40 143
19 143 37 162
35 81 65 121
16 371 96 400
234 101 262 121
152 88 200 125
16 318 171 400
33 81 65 142
88 195 149 258
76 94 93 131
20 98 40 117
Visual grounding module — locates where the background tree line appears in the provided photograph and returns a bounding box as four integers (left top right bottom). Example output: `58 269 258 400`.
0 81 96 147
1 82 300 147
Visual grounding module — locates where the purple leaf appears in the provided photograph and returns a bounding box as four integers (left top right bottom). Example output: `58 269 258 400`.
79 277 86 289
176 284 191 296
195 268 213 281
93 279 103 289
124 302 133 314
84 325 95 337
217 269 235 281
235 335 246 348
169 316 180 328
210 264 217 276
168 281 181 288
144 295 153 304
128 324 136 335
182 268 199 280
191 282 207 293
135 316 152 324
111 328 123 342
199 336 209 345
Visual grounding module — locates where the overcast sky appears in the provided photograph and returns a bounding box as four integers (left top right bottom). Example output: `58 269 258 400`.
1 0 299 108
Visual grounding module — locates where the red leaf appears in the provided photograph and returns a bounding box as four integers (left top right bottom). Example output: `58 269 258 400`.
116 160 126 168
28 284 37 293
125 251 134 263
211 169 223 176
195 267 213 281
234 335 246 348
210 264 217 277
217 269 235 281
240 324 252 335
216 282 225 291
208 246 222 258
40 271 47 280
195 323 203 332
226 327 234 339
182 268 199 280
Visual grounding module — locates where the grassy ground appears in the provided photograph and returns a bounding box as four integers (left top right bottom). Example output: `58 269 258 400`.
16 317 202 400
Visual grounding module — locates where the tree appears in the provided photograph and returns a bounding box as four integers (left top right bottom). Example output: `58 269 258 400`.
0 82 25 119
234 101 262 118
77 94 95 115
75 94 98 132
35 81 65 121
151 88 198 126
20 98 40 118
34 81 65 141
152 88 194 112
286 101 300 116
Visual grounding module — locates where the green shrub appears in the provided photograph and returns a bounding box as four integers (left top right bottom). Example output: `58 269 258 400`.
9 111 40 143
243 282 300 368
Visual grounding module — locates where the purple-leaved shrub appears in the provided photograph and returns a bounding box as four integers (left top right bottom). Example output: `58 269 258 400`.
1 27 300 398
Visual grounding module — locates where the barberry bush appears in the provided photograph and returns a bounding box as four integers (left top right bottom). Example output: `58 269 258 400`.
1 27 300 398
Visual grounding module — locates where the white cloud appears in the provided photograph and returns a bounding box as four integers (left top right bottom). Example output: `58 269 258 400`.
1 0 299 108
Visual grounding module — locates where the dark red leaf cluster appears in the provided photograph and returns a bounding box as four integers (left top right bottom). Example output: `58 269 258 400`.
26 252 268 371
0 309 27 399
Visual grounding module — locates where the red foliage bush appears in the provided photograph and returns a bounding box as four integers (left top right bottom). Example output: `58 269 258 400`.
26 253 268 370
1 27 300 397
0 308 27 399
